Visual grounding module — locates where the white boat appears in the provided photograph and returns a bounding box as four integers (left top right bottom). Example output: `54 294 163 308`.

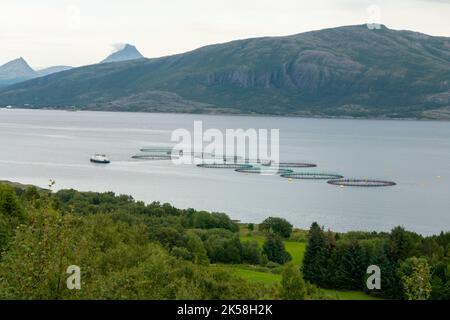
90 154 110 164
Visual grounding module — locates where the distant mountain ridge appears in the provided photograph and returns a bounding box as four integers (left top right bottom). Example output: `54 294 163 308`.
0 58 71 87
101 44 144 63
1 25 449 120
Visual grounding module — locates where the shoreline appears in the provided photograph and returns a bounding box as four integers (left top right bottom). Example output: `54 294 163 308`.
1 179 447 237
2 106 450 123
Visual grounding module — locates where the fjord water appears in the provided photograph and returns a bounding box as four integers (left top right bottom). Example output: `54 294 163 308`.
1 109 449 235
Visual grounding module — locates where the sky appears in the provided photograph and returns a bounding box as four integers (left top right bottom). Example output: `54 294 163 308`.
1 0 449 69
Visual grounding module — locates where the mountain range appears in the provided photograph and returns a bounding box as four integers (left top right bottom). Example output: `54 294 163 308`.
0 25 449 119
0 43 144 87
0 58 72 87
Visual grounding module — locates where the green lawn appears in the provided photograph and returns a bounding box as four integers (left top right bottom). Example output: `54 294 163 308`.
225 265 379 300
240 235 306 266
231 266 281 285
237 229 379 300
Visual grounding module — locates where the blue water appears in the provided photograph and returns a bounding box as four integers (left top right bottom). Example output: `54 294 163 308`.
1 108 449 235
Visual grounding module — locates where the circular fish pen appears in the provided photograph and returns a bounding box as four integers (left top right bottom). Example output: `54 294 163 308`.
281 172 344 180
235 167 294 175
140 147 174 154
327 179 396 187
263 162 317 168
207 155 244 161
132 154 175 160
197 163 253 169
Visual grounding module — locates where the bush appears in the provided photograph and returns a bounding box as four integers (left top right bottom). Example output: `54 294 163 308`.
279 263 306 300
241 241 261 265
260 217 293 238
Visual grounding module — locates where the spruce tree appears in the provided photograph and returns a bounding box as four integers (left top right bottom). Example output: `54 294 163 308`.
262 234 291 264
303 222 327 285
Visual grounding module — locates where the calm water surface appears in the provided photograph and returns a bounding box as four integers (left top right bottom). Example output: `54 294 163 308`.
1 109 449 235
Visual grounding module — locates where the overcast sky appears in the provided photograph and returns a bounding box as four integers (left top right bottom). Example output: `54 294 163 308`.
1 0 449 68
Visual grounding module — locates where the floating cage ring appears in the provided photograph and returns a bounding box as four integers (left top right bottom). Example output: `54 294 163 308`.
140 147 175 154
281 172 344 180
132 155 175 160
197 163 253 169
235 167 294 175
262 162 317 168
327 179 397 187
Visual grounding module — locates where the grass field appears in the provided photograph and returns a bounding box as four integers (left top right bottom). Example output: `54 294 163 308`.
240 235 306 266
236 227 379 300
225 265 379 300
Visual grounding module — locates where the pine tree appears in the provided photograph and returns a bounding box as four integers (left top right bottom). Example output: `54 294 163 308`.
303 222 327 285
262 234 291 264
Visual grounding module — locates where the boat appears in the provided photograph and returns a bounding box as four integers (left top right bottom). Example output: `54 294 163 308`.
90 154 110 164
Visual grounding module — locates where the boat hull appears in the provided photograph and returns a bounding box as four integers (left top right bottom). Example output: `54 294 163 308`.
90 159 110 164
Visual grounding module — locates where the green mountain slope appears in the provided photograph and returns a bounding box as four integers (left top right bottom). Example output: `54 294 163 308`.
1 25 449 119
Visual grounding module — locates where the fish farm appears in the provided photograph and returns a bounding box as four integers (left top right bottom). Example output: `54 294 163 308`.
264 162 317 168
132 154 175 160
235 167 294 175
327 179 397 187
197 163 253 169
281 172 344 180
139 147 174 154
131 145 397 187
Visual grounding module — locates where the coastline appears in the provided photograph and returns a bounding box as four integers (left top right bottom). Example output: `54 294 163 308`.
2 106 450 122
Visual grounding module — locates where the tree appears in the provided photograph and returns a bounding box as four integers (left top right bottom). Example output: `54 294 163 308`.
260 217 293 238
0 185 26 251
303 222 327 285
262 234 291 264
399 257 432 300
331 240 366 289
279 263 306 300
387 226 420 261
241 240 261 265
186 231 209 265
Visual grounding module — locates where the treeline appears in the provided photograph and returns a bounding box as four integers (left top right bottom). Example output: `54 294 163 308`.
1 183 449 300
302 222 450 300
0 184 315 299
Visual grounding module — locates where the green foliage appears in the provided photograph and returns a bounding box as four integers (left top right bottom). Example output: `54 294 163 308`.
183 211 238 232
0 184 25 252
399 257 432 300
186 231 209 265
279 263 306 300
387 227 421 261
430 260 450 300
328 241 366 289
303 222 328 285
241 240 262 265
203 231 242 264
262 235 292 265
302 221 450 300
260 217 293 238
1 184 449 300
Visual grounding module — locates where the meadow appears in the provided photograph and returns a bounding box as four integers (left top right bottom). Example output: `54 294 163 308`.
236 227 378 300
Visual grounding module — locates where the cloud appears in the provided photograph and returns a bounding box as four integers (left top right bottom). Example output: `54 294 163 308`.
111 43 127 53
